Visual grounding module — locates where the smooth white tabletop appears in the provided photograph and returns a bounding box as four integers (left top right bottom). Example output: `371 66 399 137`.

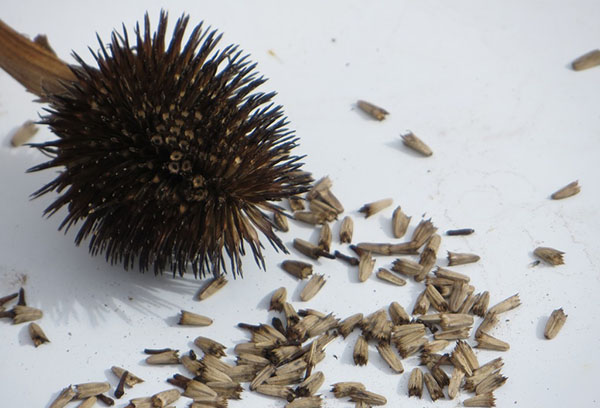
1 1 599 407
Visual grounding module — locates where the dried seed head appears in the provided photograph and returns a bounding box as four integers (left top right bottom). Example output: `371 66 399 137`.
300 274 326 301
28 322 50 347
357 100 388 120
10 120 39 147
179 310 213 326
339 216 354 243
269 287 287 312
572 50 600 71
353 335 369 366
408 368 423 398
447 251 480 266
533 247 565 266
544 308 567 339
391 206 411 238
401 131 432 156
281 260 313 279
196 276 228 300
359 198 393 218
27 12 310 277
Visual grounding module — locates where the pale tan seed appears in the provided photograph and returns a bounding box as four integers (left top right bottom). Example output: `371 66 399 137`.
315 188 344 214
296 371 325 397
392 258 424 277
74 382 110 399
309 199 338 222
331 382 366 398
194 336 226 357
196 276 228 300
76 396 97 408
572 50 600 71
273 212 289 232
348 389 387 406
306 177 332 200
188 395 228 408
376 342 404 373
250 364 276 390
300 274 326 301
423 340 449 354
293 238 328 260
475 332 510 351
376 268 407 286
358 198 393 218
471 292 490 317
353 335 369 366
111 366 144 387
294 211 327 225
475 373 507 395
146 350 179 365
318 223 332 252
423 372 444 401
49 386 76 408
28 322 49 347
358 242 419 255
401 131 432 156
544 308 567 339
448 368 465 399
12 305 43 324
285 396 323 408
440 313 474 330
449 282 470 312
533 247 565 266
183 380 218 399
151 389 180 407
463 393 496 407
411 218 438 249
488 293 520 315
388 302 410 325
265 371 305 385
269 287 287 312
255 384 295 400
551 180 580 199
179 310 213 326
408 368 423 398
425 284 448 312
475 312 499 338
447 251 480 266
205 381 243 399
392 206 411 238
9 120 38 147
283 302 300 327
412 290 430 315
434 327 471 340
338 313 364 338
417 234 441 280
289 196 305 212
358 252 375 282
281 260 313 279
339 216 354 243
357 100 389 120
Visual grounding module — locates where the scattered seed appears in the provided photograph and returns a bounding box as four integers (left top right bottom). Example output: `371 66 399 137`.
179 310 213 326
448 368 464 399
401 131 432 156
318 223 332 252
269 287 287 312
423 340 449 354
250 364 276 391
285 395 323 408
95 394 114 406
255 384 295 400
392 206 411 238
294 211 327 225
388 302 410 325
440 313 473 330
331 382 366 398
28 322 49 347
487 293 520 315
392 258 424 277
551 180 581 199
376 268 406 286
376 341 404 373
300 274 326 301
475 332 510 351
145 350 180 365
338 313 364 338
359 198 393 218
9 120 39 147
544 308 567 339
408 368 423 398
357 100 388 121
475 372 507 395
296 371 325 397
194 336 227 357
281 260 313 279
358 252 375 282
412 290 431 315
446 228 474 236
339 216 354 243
273 212 290 232
196 276 228 300
77 396 97 408
572 50 600 71
74 382 111 399
289 196 305 212
423 372 444 401
111 367 144 387
447 251 480 266
151 389 181 407
471 292 490 317
293 238 333 260
425 284 449 312
533 247 565 266
49 386 76 408
353 335 369 366
114 370 128 398
348 389 387 405
12 305 42 324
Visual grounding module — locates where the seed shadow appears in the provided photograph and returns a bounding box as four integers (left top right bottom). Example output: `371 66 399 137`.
536 314 548 340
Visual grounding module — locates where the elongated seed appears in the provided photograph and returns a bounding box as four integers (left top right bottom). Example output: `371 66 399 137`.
447 251 480 266
359 198 393 218
572 50 600 71
488 293 520 315
339 216 354 243
401 131 432 156
357 100 388 120
28 322 49 347
376 268 406 286
269 287 287 312
392 206 411 238
551 180 580 199
544 308 567 339
376 341 404 373
533 247 565 266
196 276 228 300
300 274 326 301
179 310 213 326
318 223 332 252
408 368 423 398
358 252 375 282
353 335 369 366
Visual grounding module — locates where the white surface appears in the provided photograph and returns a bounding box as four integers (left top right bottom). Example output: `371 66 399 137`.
1 1 599 407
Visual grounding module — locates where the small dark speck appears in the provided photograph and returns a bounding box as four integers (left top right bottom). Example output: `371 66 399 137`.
505 319 510 322
128 297 134 301
68 332 72 336
333 355 338 360
345 62 350 67
331 38 336 43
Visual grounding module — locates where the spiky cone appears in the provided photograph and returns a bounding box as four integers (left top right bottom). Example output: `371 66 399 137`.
300 274 326 301
408 368 424 398
179 310 213 326
401 131 433 156
194 336 226 357
13 12 310 278
359 198 393 218
391 206 411 238
28 322 50 347
551 180 581 199
376 341 404 373
111 366 144 387
285 396 323 408
544 308 568 339
317 223 332 252
357 100 389 120
447 251 480 266
463 392 496 407
353 335 369 366
269 287 287 312
533 247 565 266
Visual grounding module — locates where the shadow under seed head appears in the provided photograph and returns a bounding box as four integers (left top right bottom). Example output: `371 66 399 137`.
27 11 310 277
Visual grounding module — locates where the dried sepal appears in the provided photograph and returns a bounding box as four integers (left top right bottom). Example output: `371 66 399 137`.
28 322 50 346
339 216 354 243
179 310 213 326
196 276 228 300
353 335 369 366
318 223 332 252
358 252 375 282
533 247 565 266
423 372 444 401
358 198 393 218
447 251 480 266
408 367 423 398
401 131 432 156
551 180 580 199
300 274 326 301
357 100 388 121
544 308 567 339
269 287 287 312
475 332 509 351
463 393 496 407
376 341 404 373
392 206 411 238
487 293 520 315
376 268 407 286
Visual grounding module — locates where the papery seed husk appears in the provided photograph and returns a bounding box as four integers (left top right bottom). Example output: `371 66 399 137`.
447 251 480 266
357 100 388 121
388 302 410 325
392 206 411 238
284 302 301 327
300 274 326 301
449 282 470 312
411 218 438 249
475 332 509 351
434 327 470 340
359 198 393 218
401 132 432 156
392 258 424 277
475 312 499 338
331 382 366 398
376 268 407 286
446 228 474 236
49 386 76 408
194 336 226 357
551 180 581 199
544 308 567 339
151 389 181 407
487 293 520 315
423 339 449 354
285 396 322 408
293 238 327 260
417 234 441 280
416 313 442 326
338 313 364 338
184 380 218 399
28 322 50 346
533 247 565 266
434 267 470 283
74 382 110 399
475 373 507 395
420 352 452 367
315 188 344 214
111 367 144 387
318 223 332 252
255 384 295 400
348 389 387 406
196 276 228 301
423 372 444 401
458 293 477 314
353 335 369 366
408 368 423 398
289 196 305 212
296 371 325 397
77 396 97 408
358 242 418 256
440 313 473 330
471 292 490 317
448 368 464 399
428 362 450 387
250 364 276 390
307 176 332 200
267 345 301 365
147 350 180 365
339 216 354 243
294 211 327 225
12 305 43 324
205 382 243 399
10 120 39 147
281 260 313 279
202 354 235 376
358 252 375 282
376 342 404 373
273 212 290 232
425 284 448 312
229 365 259 382
269 287 287 312
463 393 496 407
266 371 305 385
412 290 430 315
189 395 228 408
179 310 213 326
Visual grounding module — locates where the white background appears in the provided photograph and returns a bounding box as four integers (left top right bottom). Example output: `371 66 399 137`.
1 1 599 407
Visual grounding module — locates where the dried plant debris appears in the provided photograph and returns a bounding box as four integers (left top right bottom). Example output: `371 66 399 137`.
289 196 306 212
446 228 474 236
448 368 465 399
358 198 393 218
281 260 314 279
544 308 567 339
49 385 76 408
334 250 359 266
401 131 432 156
9 120 39 147
408 367 424 398
392 206 411 238
196 276 228 300
300 274 326 301
447 251 480 266
111 367 144 387
74 382 111 399
339 216 354 243
12 305 42 324
571 49 600 71
179 310 213 326
28 322 49 347
357 100 389 121
533 247 565 266
550 180 580 199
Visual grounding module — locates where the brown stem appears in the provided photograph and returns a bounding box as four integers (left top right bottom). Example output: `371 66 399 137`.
0 19 76 99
